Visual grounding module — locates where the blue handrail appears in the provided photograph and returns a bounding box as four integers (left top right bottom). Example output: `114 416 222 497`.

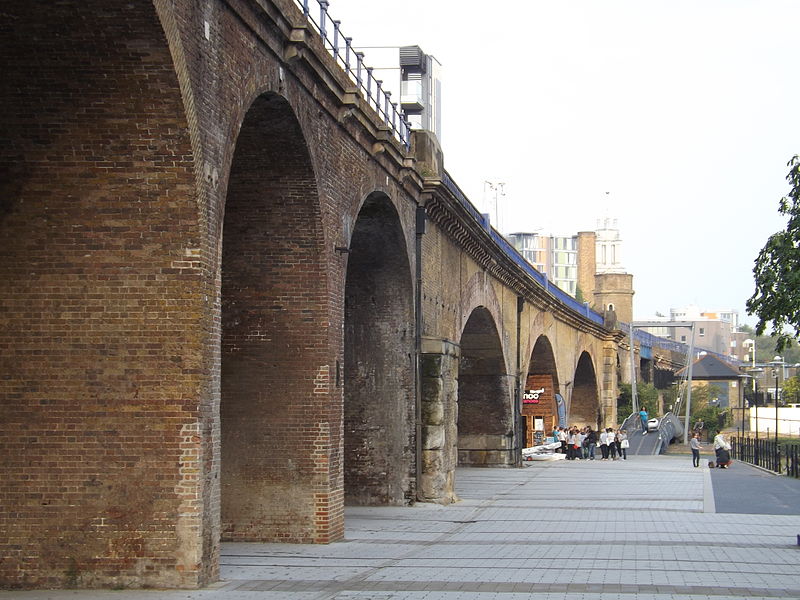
441 171 605 326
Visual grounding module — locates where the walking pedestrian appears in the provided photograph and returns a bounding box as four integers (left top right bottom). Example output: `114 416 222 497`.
639 408 648 435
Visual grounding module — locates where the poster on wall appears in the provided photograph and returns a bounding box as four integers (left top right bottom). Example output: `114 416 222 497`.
534 417 544 431
555 393 566 428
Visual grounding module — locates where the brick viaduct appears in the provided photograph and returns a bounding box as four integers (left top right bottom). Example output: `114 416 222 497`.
0 0 686 589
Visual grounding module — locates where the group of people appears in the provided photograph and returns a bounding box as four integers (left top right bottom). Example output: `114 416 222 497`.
553 426 630 461
689 431 732 468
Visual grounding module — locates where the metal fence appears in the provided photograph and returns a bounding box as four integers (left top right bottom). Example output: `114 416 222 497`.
291 0 411 149
654 412 683 454
731 436 800 477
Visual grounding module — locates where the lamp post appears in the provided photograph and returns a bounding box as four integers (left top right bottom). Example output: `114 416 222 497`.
771 355 784 448
747 367 763 465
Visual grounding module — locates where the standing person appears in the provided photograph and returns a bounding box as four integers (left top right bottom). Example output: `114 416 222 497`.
585 427 597 460
599 428 609 460
572 427 584 460
616 429 627 460
607 428 618 460
639 408 649 435
581 427 589 460
558 427 567 454
713 432 731 468
566 428 576 460
690 432 702 467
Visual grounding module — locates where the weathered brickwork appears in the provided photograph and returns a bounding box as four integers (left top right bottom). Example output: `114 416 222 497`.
0 1 208 589
0 0 642 591
344 194 415 506
457 307 514 467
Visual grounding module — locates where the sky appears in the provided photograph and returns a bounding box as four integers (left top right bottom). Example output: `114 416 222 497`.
323 0 800 325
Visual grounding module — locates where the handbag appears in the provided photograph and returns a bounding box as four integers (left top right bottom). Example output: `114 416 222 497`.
621 439 630 448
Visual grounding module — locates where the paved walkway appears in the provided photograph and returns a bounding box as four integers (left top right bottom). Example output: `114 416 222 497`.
4 455 800 600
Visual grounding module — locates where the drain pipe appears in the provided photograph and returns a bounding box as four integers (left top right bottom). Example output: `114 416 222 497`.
414 204 426 500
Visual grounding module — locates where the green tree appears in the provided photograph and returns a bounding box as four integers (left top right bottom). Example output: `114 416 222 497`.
747 155 800 352
740 324 800 364
684 383 731 437
688 383 725 410
617 383 659 421
782 375 800 404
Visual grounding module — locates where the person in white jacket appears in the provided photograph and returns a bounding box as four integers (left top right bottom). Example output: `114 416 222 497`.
713 433 731 468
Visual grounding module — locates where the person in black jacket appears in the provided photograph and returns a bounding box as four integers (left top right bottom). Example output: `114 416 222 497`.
584 427 597 460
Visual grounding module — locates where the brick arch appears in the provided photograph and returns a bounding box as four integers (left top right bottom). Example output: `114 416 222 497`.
457 306 514 466
344 192 414 505
522 335 564 435
459 272 510 375
570 351 600 428
0 1 205 589
220 92 329 541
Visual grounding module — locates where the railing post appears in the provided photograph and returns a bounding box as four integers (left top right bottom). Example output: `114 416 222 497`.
303 0 309 17
355 52 365 87
375 79 382 112
344 37 352 71
384 91 391 125
332 20 341 59
319 0 329 40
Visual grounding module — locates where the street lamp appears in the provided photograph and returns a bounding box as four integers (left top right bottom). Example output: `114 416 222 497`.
771 355 784 448
747 367 763 464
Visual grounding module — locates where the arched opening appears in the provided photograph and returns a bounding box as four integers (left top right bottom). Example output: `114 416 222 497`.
524 335 562 444
457 307 512 465
220 93 328 542
571 352 599 427
344 193 414 505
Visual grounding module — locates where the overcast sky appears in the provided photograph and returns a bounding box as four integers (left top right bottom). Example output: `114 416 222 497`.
324 0 800 325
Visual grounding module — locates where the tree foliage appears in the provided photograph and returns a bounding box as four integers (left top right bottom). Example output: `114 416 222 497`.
740 324 800 363
686 383 730 438
617 382 659 419
782 375 800 404
747 155 800 352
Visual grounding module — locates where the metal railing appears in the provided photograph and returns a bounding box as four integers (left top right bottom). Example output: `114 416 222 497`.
731 436 785 474
620 412 640 436
786 443 800 478
654 412 682 454
292 0 411 149
289 3 749 354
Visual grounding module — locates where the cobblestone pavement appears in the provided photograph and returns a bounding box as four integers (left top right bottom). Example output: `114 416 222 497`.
4 455 800 600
